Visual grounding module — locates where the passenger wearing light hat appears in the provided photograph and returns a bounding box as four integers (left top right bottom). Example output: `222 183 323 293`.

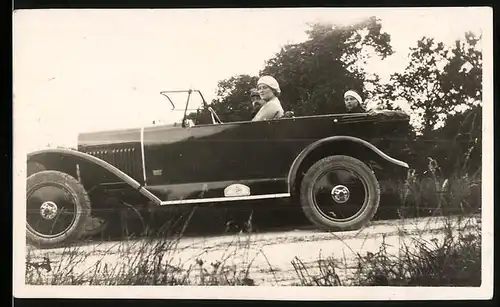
252 76 284 121
344 90 366 113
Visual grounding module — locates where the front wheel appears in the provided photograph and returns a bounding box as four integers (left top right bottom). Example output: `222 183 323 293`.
300 155 380 231
26 170 91 248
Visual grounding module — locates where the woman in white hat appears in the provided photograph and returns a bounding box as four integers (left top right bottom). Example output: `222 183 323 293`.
343 90 366 113
252 75 284 121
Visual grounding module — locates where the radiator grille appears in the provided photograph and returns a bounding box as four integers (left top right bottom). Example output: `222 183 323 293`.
85 147 142 180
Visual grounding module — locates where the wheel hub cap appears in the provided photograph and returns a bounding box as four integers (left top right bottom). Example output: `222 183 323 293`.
331 185 350 203
40 201 58 220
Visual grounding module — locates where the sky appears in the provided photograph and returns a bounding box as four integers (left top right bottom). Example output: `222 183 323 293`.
13 7 490 152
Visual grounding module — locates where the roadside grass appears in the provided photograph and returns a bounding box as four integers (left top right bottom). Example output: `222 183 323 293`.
25 209 270 286
290 213 481 286
25 157 482 287
397 157 481 219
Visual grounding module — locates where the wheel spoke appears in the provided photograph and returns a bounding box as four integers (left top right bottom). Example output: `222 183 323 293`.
49 208 74 235
313 175 331 192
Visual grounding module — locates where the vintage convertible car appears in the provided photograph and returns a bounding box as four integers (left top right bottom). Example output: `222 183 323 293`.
26 89 412 248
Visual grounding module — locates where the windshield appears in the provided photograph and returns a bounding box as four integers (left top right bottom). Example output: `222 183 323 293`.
151 90 207 126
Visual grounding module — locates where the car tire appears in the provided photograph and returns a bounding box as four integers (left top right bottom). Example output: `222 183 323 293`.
300 155 380 231
26 170 91 249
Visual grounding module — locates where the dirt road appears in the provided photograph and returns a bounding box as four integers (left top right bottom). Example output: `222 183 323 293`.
26 215 480 286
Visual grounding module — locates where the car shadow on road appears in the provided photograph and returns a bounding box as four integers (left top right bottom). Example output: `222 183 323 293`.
86 197 404 243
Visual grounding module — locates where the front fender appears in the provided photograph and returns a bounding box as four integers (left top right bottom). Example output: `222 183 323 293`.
287 136 409 193
27 148 161 205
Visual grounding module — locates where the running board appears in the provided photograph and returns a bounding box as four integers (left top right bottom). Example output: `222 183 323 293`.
159 193 291 206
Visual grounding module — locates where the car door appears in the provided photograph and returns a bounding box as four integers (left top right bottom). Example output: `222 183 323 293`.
142 119 282 202
198 120 285 196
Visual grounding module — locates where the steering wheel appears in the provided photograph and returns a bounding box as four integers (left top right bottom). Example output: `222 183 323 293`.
208 106 223 124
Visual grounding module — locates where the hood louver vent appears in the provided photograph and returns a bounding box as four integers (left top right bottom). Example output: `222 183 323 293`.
85 147 141 180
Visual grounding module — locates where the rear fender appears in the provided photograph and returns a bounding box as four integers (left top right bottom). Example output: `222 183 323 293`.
26 148 161 205
287 136 409 195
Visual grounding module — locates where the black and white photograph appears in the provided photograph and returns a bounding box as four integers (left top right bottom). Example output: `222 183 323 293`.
13 7 493 300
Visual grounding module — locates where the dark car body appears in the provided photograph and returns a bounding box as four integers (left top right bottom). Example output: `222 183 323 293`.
76 111 410 204
26 90 411 248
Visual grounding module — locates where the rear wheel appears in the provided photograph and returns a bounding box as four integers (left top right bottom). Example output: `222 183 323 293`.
26 170 91 248
299 155 380 231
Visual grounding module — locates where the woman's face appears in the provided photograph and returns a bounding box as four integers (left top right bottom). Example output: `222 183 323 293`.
257 84 275 101
344 95 359 110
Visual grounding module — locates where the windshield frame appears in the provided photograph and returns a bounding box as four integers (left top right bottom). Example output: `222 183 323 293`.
159 89 210 127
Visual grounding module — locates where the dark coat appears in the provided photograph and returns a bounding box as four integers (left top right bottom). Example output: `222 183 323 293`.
346 105 366 113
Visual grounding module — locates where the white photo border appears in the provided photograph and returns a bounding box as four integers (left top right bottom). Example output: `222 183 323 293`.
12 6 494 300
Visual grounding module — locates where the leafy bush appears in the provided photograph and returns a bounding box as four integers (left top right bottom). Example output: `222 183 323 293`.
399 157 481 218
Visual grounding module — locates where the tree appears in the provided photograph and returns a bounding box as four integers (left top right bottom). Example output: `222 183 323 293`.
261 17 393 116
211 74 259 123
379 32 482 135
186 74 258 124
378 37 450 134
378 32 483 175
187 17 394 123
440 31 482 110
